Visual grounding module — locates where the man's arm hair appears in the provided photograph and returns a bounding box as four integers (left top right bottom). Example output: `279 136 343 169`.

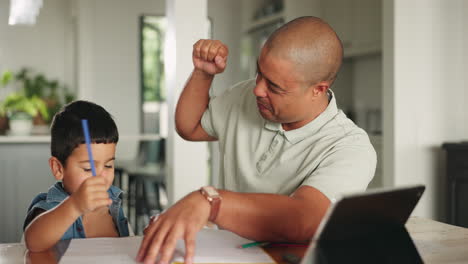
175 39 228 142
175 70 218 141
215 186 330 242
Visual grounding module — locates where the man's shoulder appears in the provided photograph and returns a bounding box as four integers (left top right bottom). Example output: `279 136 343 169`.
216 79 255 99
324 111 372 145
208 79 256 115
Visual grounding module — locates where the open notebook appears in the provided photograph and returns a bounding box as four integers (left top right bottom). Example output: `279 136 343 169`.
57 229 274 264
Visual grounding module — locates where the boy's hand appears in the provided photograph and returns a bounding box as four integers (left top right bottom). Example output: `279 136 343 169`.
192 39 228 76
69 176 112 215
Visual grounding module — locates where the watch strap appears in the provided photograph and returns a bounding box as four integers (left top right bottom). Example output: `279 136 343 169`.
200 186 222 222
208 195 221 222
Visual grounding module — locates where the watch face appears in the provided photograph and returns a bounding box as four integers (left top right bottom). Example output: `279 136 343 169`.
203 186 219 197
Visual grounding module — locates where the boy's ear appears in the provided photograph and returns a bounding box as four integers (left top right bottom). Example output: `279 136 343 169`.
49 157 64 181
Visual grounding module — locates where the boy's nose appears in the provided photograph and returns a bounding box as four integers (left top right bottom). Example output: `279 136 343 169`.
95 167 106 177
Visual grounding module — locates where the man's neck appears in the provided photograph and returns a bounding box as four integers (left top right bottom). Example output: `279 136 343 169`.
281 95 330 131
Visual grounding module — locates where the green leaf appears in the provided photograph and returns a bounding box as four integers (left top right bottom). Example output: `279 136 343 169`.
2 68 76 123
1 70 13 87
3 93 36 117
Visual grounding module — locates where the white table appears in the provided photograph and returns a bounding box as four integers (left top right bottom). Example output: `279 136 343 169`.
1 217 468 263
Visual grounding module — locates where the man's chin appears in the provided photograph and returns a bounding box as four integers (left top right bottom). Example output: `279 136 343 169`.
258 110 276 122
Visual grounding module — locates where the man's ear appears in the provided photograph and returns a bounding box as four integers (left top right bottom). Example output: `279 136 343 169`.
49 157 64 181
311 81 330 97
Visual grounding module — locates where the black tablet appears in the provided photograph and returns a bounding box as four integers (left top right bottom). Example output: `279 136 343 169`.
301 185 426 264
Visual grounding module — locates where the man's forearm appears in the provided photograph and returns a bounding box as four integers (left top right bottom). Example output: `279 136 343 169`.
175 69 214 140
215 187 330 242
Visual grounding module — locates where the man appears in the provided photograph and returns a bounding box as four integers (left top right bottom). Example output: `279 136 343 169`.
137 16 376 264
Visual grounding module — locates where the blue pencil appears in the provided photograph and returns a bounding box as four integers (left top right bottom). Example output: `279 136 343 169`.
81 119 97 176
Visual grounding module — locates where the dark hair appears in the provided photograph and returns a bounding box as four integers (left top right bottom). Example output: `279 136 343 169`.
50 100 119 165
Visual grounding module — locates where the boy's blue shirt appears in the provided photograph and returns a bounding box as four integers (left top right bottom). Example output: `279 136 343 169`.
24 182 130 240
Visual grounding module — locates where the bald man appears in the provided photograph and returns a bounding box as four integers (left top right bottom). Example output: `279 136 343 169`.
137 16 376 264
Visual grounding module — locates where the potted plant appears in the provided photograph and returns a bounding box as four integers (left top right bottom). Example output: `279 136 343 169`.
0 68 69 135
1 93 48 135
0 105 8 135
15 68 75 124
0 68 75 135
0 70 13 134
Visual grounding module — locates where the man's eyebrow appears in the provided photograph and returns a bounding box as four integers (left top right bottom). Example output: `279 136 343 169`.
256 60 286 92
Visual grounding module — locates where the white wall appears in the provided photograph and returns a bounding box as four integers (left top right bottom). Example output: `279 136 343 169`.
0 0 72 99
75 0 242 163
332 55 382 130
330 59 354 115
75 0 165 159
165 0 209 203
207 0 242 96
384 0 468 220
206 0 243 186
352 54 382 130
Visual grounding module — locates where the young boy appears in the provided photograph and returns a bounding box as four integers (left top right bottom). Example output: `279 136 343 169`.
23 100 130 252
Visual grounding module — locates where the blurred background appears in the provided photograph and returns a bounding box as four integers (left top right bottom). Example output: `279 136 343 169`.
1 0 468 243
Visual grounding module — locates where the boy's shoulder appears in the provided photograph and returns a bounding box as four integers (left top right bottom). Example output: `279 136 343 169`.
28 182 69 212
23 182 69 231
27 192 48 211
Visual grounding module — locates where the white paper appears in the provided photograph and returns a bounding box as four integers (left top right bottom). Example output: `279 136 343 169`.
59 229 274 264
59 236 142 263
173 229 274 264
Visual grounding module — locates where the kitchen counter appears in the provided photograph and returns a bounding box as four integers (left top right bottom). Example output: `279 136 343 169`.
0 134 162 144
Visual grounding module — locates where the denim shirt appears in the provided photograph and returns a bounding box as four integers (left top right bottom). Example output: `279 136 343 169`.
24 182 130 240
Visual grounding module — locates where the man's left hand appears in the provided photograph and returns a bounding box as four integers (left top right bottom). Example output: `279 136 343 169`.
136 191 210 264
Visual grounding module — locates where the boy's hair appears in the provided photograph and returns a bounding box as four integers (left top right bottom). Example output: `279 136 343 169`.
50 100 119 165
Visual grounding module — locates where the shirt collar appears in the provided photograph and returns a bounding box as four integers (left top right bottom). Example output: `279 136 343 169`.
46 181 123 203
264 89 339 144
46 182 69 203
108 185 123 200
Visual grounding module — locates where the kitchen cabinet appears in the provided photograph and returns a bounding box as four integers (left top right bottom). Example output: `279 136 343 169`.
442 143 468 228
322 0 382 57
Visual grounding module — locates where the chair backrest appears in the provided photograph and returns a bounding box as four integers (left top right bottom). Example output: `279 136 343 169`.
136 139 165 166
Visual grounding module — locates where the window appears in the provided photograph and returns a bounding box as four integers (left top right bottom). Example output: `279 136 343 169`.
140 15 212 137
140 16 167 136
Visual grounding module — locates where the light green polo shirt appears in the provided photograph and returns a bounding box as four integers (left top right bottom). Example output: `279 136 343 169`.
201 79 376 201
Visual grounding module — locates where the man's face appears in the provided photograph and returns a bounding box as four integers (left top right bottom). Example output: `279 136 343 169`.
254 48 316 129
61 143 116 194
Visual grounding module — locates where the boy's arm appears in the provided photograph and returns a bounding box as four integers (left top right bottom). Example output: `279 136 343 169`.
24 208 46 230
174 39 227 141
24 176 112 252
24 197 82 252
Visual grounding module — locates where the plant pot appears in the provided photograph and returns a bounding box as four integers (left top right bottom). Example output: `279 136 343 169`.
8 112 33 136
33 113 47 126
0 116 8 135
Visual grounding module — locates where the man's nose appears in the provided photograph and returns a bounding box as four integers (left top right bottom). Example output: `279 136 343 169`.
253 79 267 98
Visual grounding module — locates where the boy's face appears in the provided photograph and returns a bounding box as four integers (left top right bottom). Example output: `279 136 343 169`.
61 143 116 194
